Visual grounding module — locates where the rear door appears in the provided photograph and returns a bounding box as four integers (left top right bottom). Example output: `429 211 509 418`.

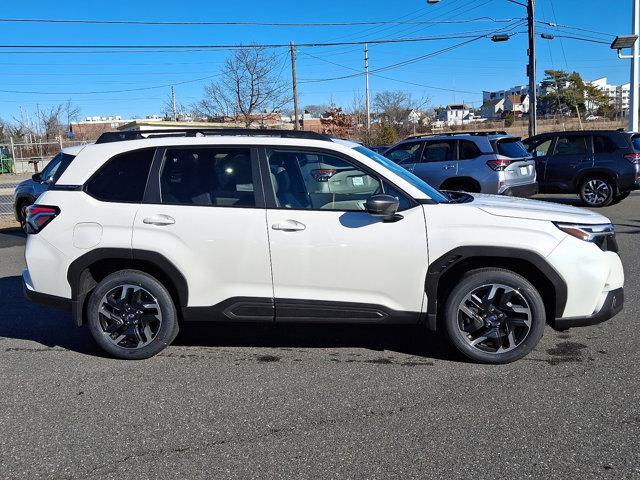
526 136 554 184
545 134 592 190
132 145 274 319
412 140 457 189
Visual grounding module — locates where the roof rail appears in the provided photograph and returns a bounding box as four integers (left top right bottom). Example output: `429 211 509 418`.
95 128 332 144
404 130 508 141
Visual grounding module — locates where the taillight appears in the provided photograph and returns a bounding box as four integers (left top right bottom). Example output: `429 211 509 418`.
486 159 513 171
311 169 337 182
624 153 640 164
25 205 59 234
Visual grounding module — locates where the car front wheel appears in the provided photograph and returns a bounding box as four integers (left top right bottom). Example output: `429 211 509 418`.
87 270 179 360
443 268 546 364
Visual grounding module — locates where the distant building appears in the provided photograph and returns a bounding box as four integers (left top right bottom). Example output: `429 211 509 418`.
480 98 505 119
438 104 470 126
504 93 530 115
70 116 144 140
587 77 630 115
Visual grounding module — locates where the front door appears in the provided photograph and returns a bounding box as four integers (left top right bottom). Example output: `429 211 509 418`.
263 147 429 322
132 145 274 319
412 140 458 189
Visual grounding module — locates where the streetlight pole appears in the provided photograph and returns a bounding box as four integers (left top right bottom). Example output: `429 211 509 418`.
631 0 639 131
428 0 537 136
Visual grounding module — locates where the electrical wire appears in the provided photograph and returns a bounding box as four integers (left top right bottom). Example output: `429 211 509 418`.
0 16 527 27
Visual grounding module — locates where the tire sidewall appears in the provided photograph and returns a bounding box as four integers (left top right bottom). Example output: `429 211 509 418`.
580 176 613 207
443 269 546 364
87 270 178 360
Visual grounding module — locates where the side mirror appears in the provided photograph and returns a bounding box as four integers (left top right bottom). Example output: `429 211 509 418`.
365 194 401 222
32 173 42 183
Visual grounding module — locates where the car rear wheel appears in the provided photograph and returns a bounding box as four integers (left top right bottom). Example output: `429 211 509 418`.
87 270 179 360
443 268 546 364
579 176 614 207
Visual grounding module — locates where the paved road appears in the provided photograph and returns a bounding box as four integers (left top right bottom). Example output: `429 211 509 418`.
1 194 639 480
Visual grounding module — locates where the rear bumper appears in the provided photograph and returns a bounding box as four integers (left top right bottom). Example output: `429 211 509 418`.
22 269 71 311
554 287 624 330
502 182 539 198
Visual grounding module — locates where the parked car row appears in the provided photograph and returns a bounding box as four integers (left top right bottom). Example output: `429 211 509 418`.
375 129 640 208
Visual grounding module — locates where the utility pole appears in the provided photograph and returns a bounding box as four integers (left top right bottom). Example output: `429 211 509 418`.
365 43 371 131
527 0 537 137
290 41 300 131
171 85 177 122
631 0 639 131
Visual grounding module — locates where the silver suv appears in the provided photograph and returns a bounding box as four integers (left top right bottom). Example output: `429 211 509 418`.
384 132 538 196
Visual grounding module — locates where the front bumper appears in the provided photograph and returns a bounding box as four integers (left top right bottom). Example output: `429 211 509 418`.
554 287 624 330
502 182 539 198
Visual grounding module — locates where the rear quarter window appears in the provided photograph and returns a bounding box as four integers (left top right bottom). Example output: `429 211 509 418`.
85 148 155 202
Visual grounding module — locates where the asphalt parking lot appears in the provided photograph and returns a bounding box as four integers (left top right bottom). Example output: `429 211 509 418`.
1 193 639 480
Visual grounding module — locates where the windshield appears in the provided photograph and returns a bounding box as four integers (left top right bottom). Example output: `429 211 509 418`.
353 146 449 203
493 138 531 159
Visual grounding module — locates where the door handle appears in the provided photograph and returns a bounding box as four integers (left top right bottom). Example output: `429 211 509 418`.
443 164 456 170
272 219 306 232
143 214 175 226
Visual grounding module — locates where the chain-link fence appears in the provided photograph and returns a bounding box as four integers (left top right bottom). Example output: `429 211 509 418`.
0 137 88 217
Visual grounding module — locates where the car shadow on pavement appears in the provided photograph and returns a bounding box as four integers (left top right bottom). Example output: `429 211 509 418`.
0 275 459 361
0 275 104 356
175 322 457 361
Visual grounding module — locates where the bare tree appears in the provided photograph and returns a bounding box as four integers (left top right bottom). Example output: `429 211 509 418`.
373 90 429 124
32 101 80 139
195 47 291 127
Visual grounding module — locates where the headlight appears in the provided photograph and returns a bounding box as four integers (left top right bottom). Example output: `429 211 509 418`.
554 222 617 252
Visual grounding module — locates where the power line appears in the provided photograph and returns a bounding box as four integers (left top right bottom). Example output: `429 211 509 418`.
0 16 524 27
0 73 221 95
0 32 516 50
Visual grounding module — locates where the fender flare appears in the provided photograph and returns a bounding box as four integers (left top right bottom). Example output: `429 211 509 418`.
424 246 568 330
67 248 189 325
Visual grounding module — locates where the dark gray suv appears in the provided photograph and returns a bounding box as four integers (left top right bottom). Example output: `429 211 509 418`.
383 132 538 196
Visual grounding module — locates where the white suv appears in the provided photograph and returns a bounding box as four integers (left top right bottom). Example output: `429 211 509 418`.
22 129 625 363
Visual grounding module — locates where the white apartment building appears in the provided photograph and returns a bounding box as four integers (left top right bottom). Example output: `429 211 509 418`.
587 77 630 115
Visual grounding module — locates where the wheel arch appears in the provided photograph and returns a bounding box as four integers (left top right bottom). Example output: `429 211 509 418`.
14 194 36 219
67 248 188 326
424 246 567 331
574 168 619 191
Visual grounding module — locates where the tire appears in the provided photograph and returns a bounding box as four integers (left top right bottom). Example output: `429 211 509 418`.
87 270 179 360
612 191 631 205
443 268 546 364
579 176 614 207
17 200 31 234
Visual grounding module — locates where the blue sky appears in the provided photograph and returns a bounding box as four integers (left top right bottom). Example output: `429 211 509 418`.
0 0 631 121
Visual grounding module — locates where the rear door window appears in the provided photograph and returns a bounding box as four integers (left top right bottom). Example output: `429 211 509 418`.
159 147 255 207
554 136 589 156
85 149 154 202
631 134 640 151
458 140 482 160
